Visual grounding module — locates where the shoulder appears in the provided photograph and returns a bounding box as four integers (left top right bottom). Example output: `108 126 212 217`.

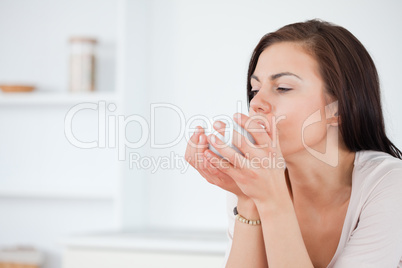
353 150 402 210
354 150 402 172
354 150 402 188
333 151 402 267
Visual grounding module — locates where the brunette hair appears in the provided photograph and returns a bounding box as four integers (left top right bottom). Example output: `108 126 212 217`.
247 19 402 159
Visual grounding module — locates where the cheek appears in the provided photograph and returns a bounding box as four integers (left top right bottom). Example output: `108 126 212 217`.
302 119 328 149
276 113 304 144
276 105 328 153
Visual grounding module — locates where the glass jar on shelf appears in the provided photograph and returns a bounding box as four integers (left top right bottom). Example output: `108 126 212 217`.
69 37 97 92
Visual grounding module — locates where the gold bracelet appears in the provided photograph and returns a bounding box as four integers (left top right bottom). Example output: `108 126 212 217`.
233 206 261 225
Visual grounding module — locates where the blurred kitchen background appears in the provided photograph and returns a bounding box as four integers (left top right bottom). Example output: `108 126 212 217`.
0 0 401 267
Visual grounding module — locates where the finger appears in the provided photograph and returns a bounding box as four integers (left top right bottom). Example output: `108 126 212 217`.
185 126 202 165
231 128 255 158
203 148 230 171
214 156 238 179
271 126 286 170
213 120 227 137
203 151 232 175
202 152 246 195
202 155 238 190
194 132 209 169
233 113 271 148
187 126 203 150
272 124 281 152
201 154 220 176
198 132 209 151
198 155 213 177
203 148 221 166
199 155 225 185
186 126 207 168
204 149 239 178
207 133 247 168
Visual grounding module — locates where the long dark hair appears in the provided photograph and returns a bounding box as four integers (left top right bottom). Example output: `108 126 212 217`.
247 19 402 159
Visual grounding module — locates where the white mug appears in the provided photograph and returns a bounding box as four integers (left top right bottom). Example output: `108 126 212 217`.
207 120 256 158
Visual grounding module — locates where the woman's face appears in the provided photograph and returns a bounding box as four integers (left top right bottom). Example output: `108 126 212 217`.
248 42 334 158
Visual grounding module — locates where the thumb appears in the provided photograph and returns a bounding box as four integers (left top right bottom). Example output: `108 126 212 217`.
273 128 286 170
271 120 281 152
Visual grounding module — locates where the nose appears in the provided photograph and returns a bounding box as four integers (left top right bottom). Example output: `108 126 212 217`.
249 91 272 114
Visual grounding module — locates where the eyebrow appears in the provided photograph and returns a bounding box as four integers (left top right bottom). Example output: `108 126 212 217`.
251 72 302 82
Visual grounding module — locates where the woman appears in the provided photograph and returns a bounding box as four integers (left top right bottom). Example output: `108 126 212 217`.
185 19 402 267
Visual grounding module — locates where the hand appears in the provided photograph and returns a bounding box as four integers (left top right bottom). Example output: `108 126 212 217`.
205 113 288 206
184 121 247 198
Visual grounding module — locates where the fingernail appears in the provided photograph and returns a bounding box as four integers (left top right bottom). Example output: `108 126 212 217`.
233 113 241 119
214 121 222 128
199 135 204 143
210 135 216 144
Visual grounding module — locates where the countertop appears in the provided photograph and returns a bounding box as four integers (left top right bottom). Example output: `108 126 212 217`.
62 228 228 255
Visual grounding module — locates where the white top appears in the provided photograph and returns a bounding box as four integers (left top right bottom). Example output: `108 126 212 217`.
223 150 402 267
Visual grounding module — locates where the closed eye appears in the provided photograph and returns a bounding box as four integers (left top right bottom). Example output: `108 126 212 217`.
249 90 259 99
277 87 292 92
249 87 292 100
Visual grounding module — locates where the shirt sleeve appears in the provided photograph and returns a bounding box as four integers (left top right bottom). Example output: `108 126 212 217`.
334 169 402 268
222 192 237 267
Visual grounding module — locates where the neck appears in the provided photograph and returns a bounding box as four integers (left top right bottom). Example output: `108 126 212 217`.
284 140 355 210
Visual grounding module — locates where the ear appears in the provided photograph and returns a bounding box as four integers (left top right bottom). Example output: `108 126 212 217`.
324 100 340 127
327 111 340 127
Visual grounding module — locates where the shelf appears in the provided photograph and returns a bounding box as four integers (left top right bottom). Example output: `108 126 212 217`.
0 92 120 106
0 190 115 201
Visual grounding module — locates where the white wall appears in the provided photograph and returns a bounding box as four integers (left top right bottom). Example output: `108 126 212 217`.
0 1 119 268
0 0 117 92
1 0 401 268
141 0 402 230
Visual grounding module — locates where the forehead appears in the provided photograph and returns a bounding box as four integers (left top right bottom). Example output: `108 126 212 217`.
253 42 320 80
